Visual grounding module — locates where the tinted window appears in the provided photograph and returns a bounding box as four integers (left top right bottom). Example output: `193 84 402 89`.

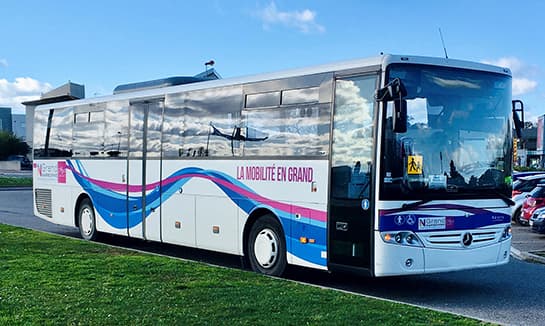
282 87 319 105
162 100 185 158
147 101 164 158
73 105 105 157
242 104 330 156
33 109 49 158
331 75 376 199
245 91 280 108
165 86 242 158
129 103 145 157
104 101 129 158
48 108 73 157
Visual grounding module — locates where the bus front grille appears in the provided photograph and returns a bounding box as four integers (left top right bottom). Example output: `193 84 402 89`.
35 188 52 218
420 230 501 249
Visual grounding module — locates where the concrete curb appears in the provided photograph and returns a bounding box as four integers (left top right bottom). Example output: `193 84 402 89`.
511 246 545 264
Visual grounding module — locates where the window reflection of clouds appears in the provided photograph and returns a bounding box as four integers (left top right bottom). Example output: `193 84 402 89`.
332 77 375 167
33 110 49 156
104 101 129 157
163 86 242 157
243 104 330 156
73 104 105 157
147 104 163 158
49 107 73 156
282 87 319 105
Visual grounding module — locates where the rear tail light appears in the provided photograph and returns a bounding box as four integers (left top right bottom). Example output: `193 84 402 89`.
528 198 537 207
512 190 522 197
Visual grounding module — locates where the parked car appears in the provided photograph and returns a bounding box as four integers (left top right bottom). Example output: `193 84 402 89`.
520 184 545 225
512 174 545 224
513 171 545 181
529 207 545 234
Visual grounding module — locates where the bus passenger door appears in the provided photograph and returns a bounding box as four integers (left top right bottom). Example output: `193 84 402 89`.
328 75 377 271
128 99 164 240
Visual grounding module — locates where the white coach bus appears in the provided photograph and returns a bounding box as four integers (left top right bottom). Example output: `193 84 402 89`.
32 54 523 276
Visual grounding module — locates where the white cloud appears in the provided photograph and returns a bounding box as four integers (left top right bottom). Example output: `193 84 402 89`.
482 57 538 96
256 2 325 34
0 58 7 67
0 77 52 113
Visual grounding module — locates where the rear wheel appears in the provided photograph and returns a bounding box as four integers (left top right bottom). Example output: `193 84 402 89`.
247 215 287 276
78 198 98 240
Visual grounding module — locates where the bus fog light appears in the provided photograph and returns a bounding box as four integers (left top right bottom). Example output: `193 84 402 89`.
405 258 413 267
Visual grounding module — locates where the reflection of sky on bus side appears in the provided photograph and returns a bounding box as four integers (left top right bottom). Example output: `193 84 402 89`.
104 101 129 154
243 104 329 156
33 109 49 149
163 87 241 156
49 107 73 153
332 78 374 167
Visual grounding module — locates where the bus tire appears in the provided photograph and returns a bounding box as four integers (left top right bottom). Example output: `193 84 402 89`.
78 198 98 241
247 214 287 276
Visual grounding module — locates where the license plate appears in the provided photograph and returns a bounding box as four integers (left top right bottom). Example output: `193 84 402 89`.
530 220 534 226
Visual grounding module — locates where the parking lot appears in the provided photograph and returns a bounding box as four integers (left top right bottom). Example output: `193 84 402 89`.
511 222 545 262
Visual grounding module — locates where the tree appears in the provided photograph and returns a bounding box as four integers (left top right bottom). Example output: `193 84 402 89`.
0 131 30 160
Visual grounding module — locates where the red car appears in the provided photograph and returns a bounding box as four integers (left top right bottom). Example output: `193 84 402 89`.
521 184 545 225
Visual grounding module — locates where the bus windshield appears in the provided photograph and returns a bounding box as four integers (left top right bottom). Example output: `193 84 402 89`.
380 64 513 200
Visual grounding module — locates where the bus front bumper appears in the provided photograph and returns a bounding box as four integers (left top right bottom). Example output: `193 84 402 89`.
373 232 511 277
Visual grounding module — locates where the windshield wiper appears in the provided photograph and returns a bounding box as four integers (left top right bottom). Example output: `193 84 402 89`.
471 187 514 206
402 199 433 210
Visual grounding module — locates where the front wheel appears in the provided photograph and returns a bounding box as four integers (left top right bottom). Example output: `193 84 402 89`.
513 207 524 225
247 215 287 276
78 198 98 240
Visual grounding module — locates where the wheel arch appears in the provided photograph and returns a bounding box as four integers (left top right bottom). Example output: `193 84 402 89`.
74 193 92 228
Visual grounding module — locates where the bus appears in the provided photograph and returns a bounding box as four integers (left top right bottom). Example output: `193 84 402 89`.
32 54 522 277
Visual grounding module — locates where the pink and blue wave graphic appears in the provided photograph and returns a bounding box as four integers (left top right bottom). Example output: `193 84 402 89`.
379 203 510 232
66 160 327 267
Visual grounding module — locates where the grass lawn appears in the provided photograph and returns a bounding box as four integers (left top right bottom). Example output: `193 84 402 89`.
0 177 32 187
0 224 486 325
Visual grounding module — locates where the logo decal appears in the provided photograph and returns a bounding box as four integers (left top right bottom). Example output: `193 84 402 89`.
462 232 473 247
418 217 446 230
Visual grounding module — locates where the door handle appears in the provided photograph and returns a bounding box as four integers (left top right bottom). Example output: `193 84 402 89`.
336 221 348 232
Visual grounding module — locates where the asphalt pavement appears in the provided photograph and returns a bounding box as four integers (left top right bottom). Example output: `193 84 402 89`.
510 222 545 263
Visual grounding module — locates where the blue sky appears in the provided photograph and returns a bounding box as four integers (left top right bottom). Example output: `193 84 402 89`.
1 0 543 122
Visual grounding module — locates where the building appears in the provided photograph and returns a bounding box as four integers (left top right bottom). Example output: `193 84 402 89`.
517 126 538 167
0 107 13 133
11 114 26 141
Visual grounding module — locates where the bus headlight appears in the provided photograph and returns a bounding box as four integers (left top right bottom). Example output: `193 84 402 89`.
500 226 512 241
381 231 423 247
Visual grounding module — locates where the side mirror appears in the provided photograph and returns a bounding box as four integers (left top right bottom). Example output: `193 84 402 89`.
512 100 524 139
376 78 408 133
393 99 407 133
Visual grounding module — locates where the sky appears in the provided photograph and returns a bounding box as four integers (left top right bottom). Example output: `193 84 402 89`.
0 0 543 122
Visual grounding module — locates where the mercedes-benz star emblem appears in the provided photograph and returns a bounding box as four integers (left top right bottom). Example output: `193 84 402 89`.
462 232 473 247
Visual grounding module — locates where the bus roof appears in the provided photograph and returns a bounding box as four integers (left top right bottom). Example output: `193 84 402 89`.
34 54 512 111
